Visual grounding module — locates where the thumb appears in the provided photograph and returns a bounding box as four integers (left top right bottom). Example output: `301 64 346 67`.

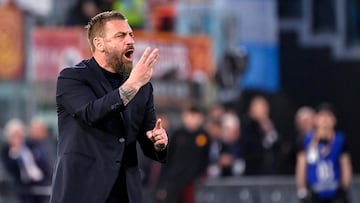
155 118 162 129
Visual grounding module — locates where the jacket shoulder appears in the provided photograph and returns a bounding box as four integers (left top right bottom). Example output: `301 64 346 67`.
59 59 92 77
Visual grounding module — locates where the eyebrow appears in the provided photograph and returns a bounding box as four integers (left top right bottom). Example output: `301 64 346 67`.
114 31 133 36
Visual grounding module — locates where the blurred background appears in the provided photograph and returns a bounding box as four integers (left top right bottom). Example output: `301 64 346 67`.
1 0 360 202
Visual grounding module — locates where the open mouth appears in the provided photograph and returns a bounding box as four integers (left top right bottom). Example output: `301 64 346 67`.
124 49 134 61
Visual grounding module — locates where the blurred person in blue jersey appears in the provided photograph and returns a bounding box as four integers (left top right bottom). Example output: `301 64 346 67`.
1 119 50 203
296 103 352 203
50 11 168 203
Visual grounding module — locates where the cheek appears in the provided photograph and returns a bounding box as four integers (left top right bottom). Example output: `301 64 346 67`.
10 136 23 145
105 41 122 52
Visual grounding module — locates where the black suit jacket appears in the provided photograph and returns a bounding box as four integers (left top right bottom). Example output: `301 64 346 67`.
50 58 167 203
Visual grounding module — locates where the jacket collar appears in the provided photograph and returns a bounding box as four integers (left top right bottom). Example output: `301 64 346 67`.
86 57 113 93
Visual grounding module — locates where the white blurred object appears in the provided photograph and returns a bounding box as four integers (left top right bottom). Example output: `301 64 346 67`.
232 158 245 175
207 164 220 178
15 0 52 16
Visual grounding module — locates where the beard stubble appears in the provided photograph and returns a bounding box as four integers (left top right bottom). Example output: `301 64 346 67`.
105 49 133 77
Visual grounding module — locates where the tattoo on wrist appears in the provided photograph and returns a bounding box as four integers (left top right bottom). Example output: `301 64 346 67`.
119 86 137 106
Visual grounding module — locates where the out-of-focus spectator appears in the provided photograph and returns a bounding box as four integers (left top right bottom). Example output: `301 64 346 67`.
156 105 209 203
208 103 225 120
1 119 49 203
296 103 352 203
65 0 100 26
217 111 244 177
65 0 119 26
148 1 175 32
283 106 317 174
97 0 115 12
240 95 280 175
112 0 145 29
215 48 248 109
295 106 316 137
205 117 223 178
26 117 55 185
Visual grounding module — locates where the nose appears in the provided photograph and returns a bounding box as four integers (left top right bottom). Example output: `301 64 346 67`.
125 34 135 45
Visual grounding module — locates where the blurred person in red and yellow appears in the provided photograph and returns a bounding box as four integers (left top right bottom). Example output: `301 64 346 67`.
156 105 209 203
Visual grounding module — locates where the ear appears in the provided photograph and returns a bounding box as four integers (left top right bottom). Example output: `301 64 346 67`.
93 37 105 52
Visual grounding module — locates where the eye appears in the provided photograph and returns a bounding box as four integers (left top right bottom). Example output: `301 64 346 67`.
115 34 125 38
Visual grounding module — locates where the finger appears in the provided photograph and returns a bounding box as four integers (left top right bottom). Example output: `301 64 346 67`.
146 131 154 141
155 140 165 146
139 47 151 64
148 57 158 68
155 118 162 130
155 140 167 147
146 49 159 66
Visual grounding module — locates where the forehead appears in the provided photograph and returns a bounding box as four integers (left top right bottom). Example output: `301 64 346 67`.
251 97 268 107
317 110 334 118
103 19 132 35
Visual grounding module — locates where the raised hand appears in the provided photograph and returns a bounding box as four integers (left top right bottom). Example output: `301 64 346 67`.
128 47 159 89
146 119 168 151
119 47 159 105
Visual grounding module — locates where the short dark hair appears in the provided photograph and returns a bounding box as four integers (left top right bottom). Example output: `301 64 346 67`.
316 102 336 117
184 104 204 115
85 11 126 52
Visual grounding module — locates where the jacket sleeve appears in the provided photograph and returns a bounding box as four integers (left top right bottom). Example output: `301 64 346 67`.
56 68 124 126
137 83 167 163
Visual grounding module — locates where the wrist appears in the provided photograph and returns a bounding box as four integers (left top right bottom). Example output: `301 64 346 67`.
119 80 140 106
124 77 142 90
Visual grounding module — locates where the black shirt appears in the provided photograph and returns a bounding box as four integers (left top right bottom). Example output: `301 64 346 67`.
95 60 129 202
100 66 125 89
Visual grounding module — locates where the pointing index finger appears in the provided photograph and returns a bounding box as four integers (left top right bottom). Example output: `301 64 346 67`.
155 119 162 129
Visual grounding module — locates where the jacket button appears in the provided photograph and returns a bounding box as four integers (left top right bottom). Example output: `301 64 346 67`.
119 138 125 143
111 103 120 110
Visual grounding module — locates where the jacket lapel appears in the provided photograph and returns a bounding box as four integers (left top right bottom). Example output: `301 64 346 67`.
85 57 130 133
86 58 113 94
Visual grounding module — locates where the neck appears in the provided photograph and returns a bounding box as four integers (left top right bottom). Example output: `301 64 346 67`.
93 53 117 73
315 129 334 141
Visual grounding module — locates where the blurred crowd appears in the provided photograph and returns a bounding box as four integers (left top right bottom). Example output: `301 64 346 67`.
0 0 355 203
134 96 352 203
0 117 56 203
0 94 353 203
0 0 177 32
